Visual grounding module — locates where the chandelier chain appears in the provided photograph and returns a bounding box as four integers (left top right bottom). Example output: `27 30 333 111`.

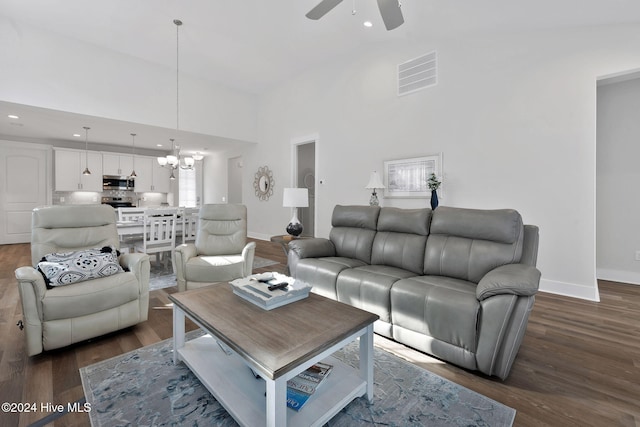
175 19 181 135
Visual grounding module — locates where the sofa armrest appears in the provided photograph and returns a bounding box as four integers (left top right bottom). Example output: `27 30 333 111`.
15 266 48 356
119 252 151 289
119 252 150 321
174 243 197 291
289 238 336 259
287 238 336 277
242 241 256 276
15 266 48 302
476 264 541 301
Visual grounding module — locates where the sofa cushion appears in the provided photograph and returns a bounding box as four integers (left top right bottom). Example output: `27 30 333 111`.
42 271 140 320
371 208 430 274
329 205 379 264
196 204 247 256
297 257 367 299
424 207 524 283
331 205 380 229
186 255 245 283
391 275 480 353
336 265 415 323
37 246 124 287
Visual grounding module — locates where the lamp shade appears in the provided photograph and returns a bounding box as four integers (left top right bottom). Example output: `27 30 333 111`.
283 188 309 208
365 171 385 189
183 156 195 167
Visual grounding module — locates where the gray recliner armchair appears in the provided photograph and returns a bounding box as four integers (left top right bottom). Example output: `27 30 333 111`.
14 205 150 356
174 204 255 292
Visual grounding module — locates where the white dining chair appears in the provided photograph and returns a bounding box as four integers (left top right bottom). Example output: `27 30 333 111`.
135 208 178 269
181 207 199 244
117 207 147 252
117 207 146 222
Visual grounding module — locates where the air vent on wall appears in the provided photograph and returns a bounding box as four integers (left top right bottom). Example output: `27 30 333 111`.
398 51 437 96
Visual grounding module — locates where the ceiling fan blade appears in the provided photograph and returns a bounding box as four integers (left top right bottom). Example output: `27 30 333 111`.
376 0 404 30
306 0 344 20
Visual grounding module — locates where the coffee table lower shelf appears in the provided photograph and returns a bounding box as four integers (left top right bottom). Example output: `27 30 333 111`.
177 335 367 427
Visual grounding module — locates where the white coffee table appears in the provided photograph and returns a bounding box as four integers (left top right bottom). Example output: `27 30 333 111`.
169 283 379 427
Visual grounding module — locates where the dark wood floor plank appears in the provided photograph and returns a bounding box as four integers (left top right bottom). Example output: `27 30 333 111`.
1 239 639 426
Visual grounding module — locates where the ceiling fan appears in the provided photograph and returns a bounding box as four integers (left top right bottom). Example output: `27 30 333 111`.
306 0 404 31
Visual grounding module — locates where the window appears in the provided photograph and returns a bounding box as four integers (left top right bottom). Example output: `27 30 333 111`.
179 167 197 207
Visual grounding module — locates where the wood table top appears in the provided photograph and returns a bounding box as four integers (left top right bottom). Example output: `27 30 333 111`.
169 283 379 380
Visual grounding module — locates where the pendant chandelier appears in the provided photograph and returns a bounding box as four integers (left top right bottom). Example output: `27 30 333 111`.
129 133 137 178
82 126 91 175
157 19 201 173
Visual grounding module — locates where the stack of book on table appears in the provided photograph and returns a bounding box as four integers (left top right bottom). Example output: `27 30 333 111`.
286 362 334 411
229 272 312 310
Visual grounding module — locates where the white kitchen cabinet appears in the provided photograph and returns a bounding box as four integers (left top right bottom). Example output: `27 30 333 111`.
103 153 134 177
134 156 171 193
54 149 102 192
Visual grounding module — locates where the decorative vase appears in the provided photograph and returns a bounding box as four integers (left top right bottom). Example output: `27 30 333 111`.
430 190 439 210
286 208 304 237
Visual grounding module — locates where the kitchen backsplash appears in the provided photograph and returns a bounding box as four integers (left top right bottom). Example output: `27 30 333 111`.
53 191 168 207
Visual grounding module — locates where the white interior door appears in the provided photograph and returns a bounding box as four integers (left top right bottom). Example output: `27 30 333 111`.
227 156 243 204
0 142 50 244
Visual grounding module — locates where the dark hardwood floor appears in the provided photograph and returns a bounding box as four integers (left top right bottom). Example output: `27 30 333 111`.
1 239 639 426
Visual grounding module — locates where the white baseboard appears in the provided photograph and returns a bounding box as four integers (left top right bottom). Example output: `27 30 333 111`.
596 268 640 286
539 278 600 302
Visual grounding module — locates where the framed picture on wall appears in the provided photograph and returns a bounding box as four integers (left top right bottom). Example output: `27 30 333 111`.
383 154 442 198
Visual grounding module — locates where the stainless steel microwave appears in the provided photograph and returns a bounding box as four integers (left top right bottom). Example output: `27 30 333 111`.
103 175 134 191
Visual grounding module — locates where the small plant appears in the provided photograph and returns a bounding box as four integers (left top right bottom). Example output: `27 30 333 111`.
427 173 442 191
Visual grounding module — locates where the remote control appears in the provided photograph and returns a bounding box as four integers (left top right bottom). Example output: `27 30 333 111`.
267 281 289 291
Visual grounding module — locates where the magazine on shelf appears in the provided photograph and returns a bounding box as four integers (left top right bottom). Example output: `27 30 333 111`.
286 362 333 411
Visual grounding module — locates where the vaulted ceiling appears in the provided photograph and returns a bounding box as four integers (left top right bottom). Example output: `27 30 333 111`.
1 0 639 153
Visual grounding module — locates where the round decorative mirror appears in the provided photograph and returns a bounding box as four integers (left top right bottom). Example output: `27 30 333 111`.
254 166 274 201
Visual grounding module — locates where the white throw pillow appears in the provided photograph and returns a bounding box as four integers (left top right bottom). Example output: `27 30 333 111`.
37 246 124 287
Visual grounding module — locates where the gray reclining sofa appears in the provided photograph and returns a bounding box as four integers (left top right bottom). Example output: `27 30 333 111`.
288 205 541 379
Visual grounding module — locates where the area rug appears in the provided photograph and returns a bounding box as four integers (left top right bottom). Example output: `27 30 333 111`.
80 331 515 427
148 256 279 291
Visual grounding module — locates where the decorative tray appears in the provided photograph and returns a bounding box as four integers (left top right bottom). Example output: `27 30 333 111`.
229 272 312 310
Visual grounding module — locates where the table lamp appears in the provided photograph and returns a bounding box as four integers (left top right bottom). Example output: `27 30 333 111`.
283 188 309 237
365 171 385 206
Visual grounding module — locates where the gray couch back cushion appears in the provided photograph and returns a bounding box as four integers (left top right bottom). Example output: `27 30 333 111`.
371 208 431 274
329 205 380 264
196 204 247 256
424 207 524 283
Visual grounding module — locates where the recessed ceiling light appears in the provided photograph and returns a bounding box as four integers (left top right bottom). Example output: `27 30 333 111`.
7 114 19 119
363 21 373 28
157 144 163 147
73 133 81 137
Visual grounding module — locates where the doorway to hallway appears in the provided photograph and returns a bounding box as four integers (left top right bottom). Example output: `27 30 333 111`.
227 156 243 204
293 139 316 237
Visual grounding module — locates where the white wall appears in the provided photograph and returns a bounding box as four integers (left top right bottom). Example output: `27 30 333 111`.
243 24 640 301
596 77 640 284
0 15 258 144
